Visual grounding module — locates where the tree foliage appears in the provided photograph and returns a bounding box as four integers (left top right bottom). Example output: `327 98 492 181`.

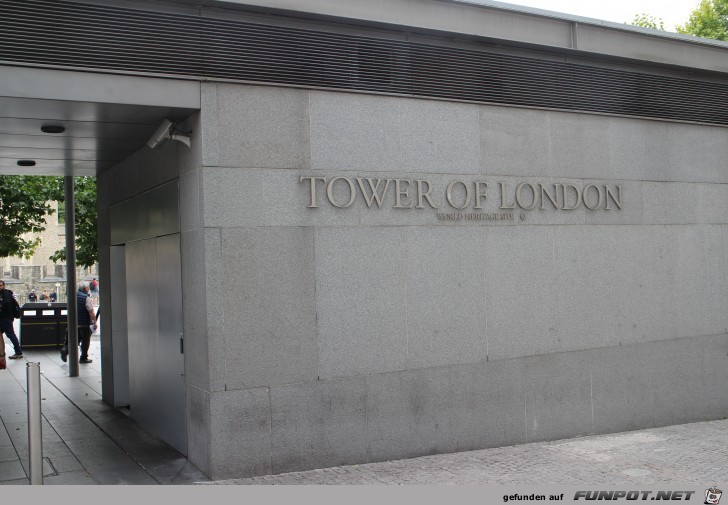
0 175 97 268
677 0 728 40
0 176 58 259
631 13 666 30
48 177 98 268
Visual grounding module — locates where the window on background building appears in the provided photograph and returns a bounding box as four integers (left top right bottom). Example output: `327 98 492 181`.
57 201 65 225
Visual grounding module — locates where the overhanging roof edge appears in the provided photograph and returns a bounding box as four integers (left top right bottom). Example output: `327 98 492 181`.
187 0 728 74
0 65 201 109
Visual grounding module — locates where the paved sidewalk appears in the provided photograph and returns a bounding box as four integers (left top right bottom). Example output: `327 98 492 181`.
0 333 209 485
218 420 728 485
2 330 727 486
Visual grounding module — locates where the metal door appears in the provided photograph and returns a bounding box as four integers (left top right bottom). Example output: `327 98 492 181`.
125 234 187 455
154 234 186 454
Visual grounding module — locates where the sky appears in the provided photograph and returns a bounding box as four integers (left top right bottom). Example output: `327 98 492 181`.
471 0 700 31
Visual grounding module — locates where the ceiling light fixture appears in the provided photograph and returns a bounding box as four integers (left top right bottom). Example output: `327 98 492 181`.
17 160 37 167
40 124 66 134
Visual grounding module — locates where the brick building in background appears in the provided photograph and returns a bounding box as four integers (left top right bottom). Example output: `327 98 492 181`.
1 200 98 302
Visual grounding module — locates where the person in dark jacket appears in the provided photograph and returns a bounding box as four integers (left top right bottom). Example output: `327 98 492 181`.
0 280 23 359
28 290 37 302
61 281 96 364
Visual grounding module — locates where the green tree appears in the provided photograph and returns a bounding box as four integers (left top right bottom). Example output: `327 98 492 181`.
0 175 97 268
49 177 98 268
0 176 58 258
631 13 666 30
677 0 728 40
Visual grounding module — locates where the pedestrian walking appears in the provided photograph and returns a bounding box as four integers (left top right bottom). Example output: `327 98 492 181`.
89 278 99 305
0 280 23 359
60 281 96 364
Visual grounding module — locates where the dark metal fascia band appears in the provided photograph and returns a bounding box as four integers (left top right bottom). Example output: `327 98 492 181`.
1 0 726 125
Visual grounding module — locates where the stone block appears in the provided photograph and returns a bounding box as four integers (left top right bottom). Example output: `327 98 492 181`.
310 91 480 174
178 112 202 175
697 184 728 224
669 225 726 339
648 338 714 427
480 105 550 178
315 227 408 379
270 378 367 474
548 112 614 180
404 226 488 369
202 168 366 228
614 226 676 345
366 367 456 462
221 227 318 389
590 344 654 434
204 228 227 392
553 226 623 350
724 225 728 319
524 351 593 442
200 83 219 168
641 182 696 225
611 118 669 182
698 334 728 419
310 91 402 172
665 123 725 183
179 168 202 232
397 99 480 174
185 386 209 476
552 224 679 348
202 168 272 228
181 229 210 390
209 388 271 479
449 359 527 451
216 84 310 169
484 225 559 359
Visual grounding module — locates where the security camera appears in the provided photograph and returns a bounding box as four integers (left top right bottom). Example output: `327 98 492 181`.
147 119 174 149
147 119 191 149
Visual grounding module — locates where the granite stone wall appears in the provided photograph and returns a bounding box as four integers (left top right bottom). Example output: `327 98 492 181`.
109 82 728 479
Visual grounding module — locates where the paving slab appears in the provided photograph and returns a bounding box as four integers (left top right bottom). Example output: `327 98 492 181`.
4 332 728 487
216 419 728 485
0 335 210 485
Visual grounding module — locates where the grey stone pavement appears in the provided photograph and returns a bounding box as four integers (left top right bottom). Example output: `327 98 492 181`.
2 322 727 486
218 420 728 485
0 329 209 485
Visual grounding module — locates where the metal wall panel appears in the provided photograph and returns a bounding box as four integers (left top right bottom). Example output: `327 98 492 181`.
110 245 129 407
154 234 187 454
125 235 187 455
110 180 180 245
125 238 160 436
